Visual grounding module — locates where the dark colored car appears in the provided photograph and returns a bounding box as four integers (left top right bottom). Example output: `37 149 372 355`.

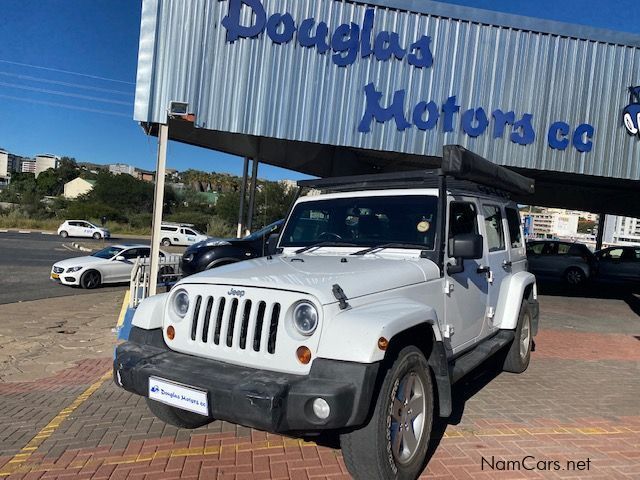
526 240 597 286
594 246 640 289
180 219 284 276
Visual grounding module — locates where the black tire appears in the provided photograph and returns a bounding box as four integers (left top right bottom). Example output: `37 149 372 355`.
146 398 214 429
60 230 68 238
92 232 101 240
564 267 585 287
503 299 533 374
80 270 101 289
161 238 172 247
158 266 176 283
340 346 433 480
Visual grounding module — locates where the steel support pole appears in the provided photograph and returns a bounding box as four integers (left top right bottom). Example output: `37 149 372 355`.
595 214 606 251
148 123 168 297
237 157 249 238
245 159 259 236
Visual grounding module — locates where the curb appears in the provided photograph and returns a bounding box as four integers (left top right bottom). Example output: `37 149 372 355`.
71 242 93 253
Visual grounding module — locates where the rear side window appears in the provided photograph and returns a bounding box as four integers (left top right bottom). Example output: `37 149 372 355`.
505 208 522 248
483 205 505 252
161 226 177 232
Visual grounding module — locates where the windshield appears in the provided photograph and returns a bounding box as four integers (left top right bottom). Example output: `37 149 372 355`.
244 220 282 241
91 246 124 259
280 195 438 249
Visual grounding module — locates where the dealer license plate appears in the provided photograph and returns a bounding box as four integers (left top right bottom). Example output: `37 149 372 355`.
148 377 209 416
51 273 59 280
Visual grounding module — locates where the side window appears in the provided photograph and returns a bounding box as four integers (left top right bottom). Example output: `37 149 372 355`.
505 208 522 248
557 243 571 255
449 202 478 237
528 243 544 255
602 248 624 260
184 229 196 236
483 205 505 252
122 249 141 260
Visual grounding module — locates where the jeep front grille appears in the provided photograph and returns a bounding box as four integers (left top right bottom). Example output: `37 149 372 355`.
190 295 282 354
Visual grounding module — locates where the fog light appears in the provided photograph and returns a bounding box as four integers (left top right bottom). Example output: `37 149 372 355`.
166 325 175 340
378 337 389 351
312 398 331 420
296 346 312 364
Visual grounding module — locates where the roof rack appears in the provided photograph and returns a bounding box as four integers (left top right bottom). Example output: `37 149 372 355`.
298 145 535 196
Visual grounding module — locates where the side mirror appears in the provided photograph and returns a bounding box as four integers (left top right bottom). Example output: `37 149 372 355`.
266 233 280 256
447 233 483 275
115 255 126 262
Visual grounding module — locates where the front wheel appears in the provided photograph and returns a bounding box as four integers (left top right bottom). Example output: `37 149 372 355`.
92 232 101 240
340 346 433 480
146 398 214 429
161 238 171 247
80 270 101 289
59 230 68 238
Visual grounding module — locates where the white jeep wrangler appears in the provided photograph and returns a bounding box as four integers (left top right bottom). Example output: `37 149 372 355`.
114 147 539 480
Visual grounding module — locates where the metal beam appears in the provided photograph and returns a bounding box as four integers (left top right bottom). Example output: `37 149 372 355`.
245 159 259 236
148 123 168 297
595 214 606 251
237 157 249 238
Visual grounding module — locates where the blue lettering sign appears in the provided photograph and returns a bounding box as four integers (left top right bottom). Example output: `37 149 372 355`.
221 1 433 69
413 101 439 131
358 83 411 133
573 124 594 153
461 108 489 137
548 121 570 150
492 110 515 139
221 0 266 42
441 96 460 133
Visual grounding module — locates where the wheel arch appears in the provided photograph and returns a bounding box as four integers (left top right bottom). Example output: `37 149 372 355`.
493 271 537 330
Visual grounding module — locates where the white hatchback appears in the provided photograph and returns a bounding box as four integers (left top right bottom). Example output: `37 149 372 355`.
58 220 110 240
50 244 169 289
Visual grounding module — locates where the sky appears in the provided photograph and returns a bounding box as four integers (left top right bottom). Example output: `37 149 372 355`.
0 0 639 181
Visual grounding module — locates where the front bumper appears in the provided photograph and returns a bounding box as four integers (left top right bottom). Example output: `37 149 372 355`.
50 269 80 285
114 327 380 433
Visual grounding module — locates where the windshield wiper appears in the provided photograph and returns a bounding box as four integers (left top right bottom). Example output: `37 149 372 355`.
351 243 427 256
295 241 357 254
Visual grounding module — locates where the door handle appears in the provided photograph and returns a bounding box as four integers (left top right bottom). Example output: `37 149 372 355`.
477 266 490 274
503 260 513 269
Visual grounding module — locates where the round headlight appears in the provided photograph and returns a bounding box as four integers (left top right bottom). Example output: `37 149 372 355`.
293 302 318 336
172 290 190 318
183 253 194 263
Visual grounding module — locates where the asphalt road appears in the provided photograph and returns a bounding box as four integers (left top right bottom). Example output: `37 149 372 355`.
0 232 129 304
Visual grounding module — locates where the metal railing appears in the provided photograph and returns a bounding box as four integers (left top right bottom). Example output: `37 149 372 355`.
129 254 182 308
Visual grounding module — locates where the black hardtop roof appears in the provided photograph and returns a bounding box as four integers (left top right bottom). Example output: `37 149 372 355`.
298 146 535 199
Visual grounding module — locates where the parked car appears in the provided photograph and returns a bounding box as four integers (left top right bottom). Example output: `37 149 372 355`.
594 246 640 288
57 220 110 240
115 154 539 480
51 244 169 289
181 219 284 276
160 222 208 247
526 240 596 286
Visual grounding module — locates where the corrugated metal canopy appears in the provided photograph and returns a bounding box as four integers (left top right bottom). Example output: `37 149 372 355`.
135 0 640 216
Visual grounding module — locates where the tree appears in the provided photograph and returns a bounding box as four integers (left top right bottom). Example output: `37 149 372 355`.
578 218 596 234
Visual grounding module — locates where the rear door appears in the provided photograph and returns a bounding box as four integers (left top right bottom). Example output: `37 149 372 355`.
481 203 510 322
505 207 527 274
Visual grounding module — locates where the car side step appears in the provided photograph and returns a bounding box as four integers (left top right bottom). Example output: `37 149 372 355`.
450 331 515 383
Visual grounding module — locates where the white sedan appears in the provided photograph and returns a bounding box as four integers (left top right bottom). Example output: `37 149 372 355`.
50 244 170 289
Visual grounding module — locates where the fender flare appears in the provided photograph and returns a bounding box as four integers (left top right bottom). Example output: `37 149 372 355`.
493 271 537 330
206 257 241 270
132 293 169 330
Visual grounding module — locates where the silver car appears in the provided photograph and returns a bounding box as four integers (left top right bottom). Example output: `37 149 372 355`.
526 240 596 286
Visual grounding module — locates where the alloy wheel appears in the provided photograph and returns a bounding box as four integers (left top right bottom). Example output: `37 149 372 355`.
389 371 426 465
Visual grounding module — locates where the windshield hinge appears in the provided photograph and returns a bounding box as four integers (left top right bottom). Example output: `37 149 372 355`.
332 284 350 310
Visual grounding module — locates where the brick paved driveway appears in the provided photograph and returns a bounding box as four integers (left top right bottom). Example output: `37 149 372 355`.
0 291 638 479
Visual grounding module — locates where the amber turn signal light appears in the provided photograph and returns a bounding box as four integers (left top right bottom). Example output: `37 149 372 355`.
378 337 389 351
296 346 312 364
166 325 175 341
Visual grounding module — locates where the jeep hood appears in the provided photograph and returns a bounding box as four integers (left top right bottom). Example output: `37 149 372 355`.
179 254 440 305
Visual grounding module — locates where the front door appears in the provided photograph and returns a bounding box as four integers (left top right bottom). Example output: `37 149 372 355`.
445 198 489 355
481 204 511 324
